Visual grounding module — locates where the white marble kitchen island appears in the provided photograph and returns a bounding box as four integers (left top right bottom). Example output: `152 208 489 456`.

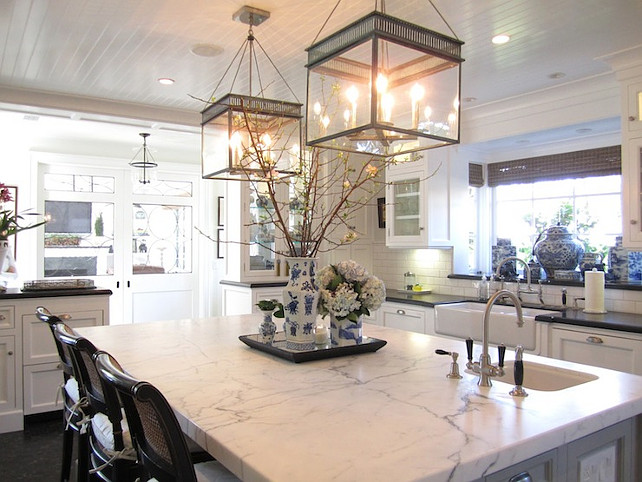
77 315 642 481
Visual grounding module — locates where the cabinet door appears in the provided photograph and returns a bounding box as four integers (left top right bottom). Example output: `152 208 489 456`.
0 336 18 416
381 303 426 333
23 361 64 415
626 80 642 133
386 168 426 247
23 309 105 365
623 137 642 245
551 326 642 375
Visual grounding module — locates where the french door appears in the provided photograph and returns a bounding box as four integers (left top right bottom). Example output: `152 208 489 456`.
38 158 199 324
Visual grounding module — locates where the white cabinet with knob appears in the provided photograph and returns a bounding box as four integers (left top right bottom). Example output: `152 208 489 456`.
550 325 642 375
0 290 110 433
380 302 427 334
385 155 453 248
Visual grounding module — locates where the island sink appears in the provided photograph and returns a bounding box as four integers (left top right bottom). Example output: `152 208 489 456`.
494 360 599 391
434 301 561 352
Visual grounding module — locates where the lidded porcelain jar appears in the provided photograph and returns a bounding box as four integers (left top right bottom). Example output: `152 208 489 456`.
533 225 585 278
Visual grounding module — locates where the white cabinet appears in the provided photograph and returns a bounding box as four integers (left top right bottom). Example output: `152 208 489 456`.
625 80 642 133
0 291 110 433
550 325 642 375
224 180 292 282
221 283 285 315
380 302 426 334
385 155 452 248
622 136 642 245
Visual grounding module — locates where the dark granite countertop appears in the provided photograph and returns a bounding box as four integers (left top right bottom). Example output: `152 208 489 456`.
385 291 468 307
220 280 288 288
0 287 112 299
534 309 642 335
386 290 642 335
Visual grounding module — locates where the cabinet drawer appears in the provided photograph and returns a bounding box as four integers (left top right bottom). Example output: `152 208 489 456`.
23 309 104 365
551 326 642 375
0 305 15 330
23 361 65 415
381 305 426 334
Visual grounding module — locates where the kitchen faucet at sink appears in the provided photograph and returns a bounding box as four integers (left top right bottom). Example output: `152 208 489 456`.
466 289 524 387
494 256 542 303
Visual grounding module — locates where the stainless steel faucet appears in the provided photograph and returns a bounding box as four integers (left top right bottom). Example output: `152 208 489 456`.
494 256 538 301
467 289 524 387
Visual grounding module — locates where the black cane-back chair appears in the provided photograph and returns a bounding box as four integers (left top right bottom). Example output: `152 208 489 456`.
94 351 239 482
36 306 90 482
51 320 139 481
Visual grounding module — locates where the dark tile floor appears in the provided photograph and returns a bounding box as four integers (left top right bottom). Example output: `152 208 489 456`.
0 413 64 481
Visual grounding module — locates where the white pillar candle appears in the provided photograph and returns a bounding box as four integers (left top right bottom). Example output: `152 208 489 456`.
315 324 329 345
584 268 606 313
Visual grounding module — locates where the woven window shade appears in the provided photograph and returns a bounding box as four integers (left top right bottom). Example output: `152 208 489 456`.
487 145 621 187
469 163 484 187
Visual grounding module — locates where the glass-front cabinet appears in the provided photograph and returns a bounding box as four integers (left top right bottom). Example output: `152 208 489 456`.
386 164 427 247
224 180 291 281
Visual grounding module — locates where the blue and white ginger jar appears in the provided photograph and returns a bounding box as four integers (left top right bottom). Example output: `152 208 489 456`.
533 225 585 278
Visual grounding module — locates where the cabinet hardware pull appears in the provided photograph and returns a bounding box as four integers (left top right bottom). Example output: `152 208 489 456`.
7 351 13 356
396 309 406 315
0 314 5 320
629 115 636 121
586 336 603 344
631 219 638 225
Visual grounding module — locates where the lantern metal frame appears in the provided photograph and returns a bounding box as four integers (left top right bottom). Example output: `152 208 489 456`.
305 10 464 159
129 132 158 185
200 6 303 181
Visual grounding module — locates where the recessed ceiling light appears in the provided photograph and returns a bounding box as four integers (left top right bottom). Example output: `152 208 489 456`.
190 43 223 57
492 34 510 45
158 78 175 85
548 72 566 79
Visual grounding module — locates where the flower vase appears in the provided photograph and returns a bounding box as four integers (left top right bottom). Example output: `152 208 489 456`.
258 309 277 344
0 239 17 278
330 315 363 347
282 257 318 351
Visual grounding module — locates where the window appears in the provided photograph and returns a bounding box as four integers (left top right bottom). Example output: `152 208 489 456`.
494 175 622 263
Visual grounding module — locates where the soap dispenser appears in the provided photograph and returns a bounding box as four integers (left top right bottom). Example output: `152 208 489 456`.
478 276 489 301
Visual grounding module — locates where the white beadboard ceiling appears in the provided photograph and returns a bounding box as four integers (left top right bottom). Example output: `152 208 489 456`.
0 0 641 160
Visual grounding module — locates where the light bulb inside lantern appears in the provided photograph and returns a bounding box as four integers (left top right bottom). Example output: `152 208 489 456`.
346 85 359 128
313 101 322 116
230 131 242 166
381 93 394 123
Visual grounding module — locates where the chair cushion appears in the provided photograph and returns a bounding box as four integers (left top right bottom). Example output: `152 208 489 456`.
91 411 133 452
64 377 80 403
194 460 240 481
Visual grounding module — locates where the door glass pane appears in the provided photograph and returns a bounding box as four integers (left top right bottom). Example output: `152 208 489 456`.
44 174 115 193
132 204 192 274
249 182 276 271
132 179 192 197
44 201 114 277
393 178 420 236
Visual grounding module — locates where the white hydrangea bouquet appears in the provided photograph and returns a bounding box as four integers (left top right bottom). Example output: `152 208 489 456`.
317 260 386 322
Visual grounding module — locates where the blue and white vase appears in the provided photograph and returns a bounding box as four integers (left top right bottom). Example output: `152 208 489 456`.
330 315 363 347
258 309 277 344
533 225 585 279
282 257 318 351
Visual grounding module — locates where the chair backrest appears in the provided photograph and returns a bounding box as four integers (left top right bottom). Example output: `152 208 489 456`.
36 306 74 380
53 323 128 451
94 351 198 482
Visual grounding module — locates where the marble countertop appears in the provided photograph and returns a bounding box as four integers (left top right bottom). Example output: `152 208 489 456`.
77 316 642 481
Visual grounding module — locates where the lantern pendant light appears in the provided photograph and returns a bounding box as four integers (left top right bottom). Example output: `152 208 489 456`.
130 132 158 185
305 5 464 160
201 6 303 181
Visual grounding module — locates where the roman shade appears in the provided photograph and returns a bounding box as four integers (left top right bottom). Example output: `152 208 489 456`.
487 145 621 187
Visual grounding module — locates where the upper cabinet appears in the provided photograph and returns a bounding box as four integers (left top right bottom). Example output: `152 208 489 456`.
625 80 642 133
224 180 291 282
385 154 453 248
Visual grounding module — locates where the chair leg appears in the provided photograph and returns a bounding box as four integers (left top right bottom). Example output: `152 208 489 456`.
76 431 90 482
61 427 74 482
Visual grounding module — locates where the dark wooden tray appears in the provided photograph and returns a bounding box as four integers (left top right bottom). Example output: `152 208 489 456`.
239 332 387 363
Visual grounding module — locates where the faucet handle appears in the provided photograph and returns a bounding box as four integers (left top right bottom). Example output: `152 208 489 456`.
465 337 473 362
498 344 506 368
514 345 524 386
